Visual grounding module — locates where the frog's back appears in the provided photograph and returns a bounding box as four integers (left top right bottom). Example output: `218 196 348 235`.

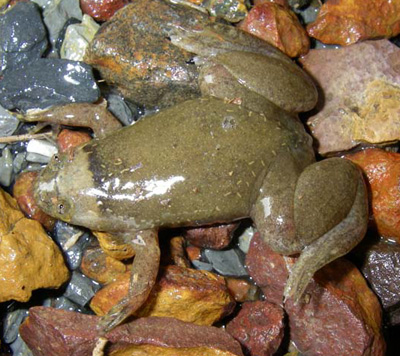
82 97 314 230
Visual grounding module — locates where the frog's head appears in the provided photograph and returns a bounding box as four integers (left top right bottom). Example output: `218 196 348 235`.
34 148 104 230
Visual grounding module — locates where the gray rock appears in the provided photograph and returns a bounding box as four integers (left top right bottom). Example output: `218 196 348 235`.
65 233 93 270
53 220 85 251
10 336 34 356
191 260 214 272
0 147 13 186
13 152 27 174
0 59 100 111
0 105 19 149
3 308 29 344
107 93 138 126
43 0 83 57
43 296 82 312
204 248 248 277
64 271 101 307
0 2 48 75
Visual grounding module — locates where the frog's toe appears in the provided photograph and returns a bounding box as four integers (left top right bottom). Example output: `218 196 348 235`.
284 168 368 303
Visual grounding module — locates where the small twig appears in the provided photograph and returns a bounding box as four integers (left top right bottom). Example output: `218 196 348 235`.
0 132 53 144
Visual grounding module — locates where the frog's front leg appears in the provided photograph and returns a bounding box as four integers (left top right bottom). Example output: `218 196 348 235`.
251 156 368 303
97 228 160 334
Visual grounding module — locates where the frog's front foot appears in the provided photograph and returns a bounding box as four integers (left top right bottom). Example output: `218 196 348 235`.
252 157 368 304
97 229 160 334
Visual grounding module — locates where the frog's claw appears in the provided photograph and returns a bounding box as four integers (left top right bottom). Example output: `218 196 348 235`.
97 229 160 334
284 159 368 303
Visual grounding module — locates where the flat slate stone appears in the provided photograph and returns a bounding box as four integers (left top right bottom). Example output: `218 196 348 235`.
0 59 100 111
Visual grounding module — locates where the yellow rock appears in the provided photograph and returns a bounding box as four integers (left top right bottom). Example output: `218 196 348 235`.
90 265 235 325
110 345 240 356
0 188 69 303
94 231 135 260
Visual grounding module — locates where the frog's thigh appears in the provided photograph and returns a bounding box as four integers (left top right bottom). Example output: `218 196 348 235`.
97 228 160 334
285 158 368 302
251 152 303 255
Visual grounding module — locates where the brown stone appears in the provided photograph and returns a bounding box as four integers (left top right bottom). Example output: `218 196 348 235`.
245 232 295 305
20 307 244 356
225 277 260 303
0 188 69 303
346 149 400 242
238 2 310 57
13 171 55 231
80 0 130 22
183 223 238 250
186 245 202 261
226 301 285 356
168 236 190 267
307 0 400 46
57 129 92 153
90 265 235 325
285 259 386 356
80 244 128 284
94 231 135 260
300 40 400 155
84 0 210 108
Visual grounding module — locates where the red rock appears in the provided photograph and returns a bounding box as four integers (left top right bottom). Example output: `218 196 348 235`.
285 259 386 356
238 2 310 57
57 129 92 153
307 0 400 46
346 149 400 242
183 223 238 250
226 301 285 356
245 232 295 305
80 0 130 22
20 307 244 356
13 171 55 230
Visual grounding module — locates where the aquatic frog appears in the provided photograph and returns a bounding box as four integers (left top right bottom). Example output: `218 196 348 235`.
34 96 368 333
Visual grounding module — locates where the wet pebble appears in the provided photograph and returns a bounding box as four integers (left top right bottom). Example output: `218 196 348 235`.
3 308 29 344
106 92 139 126
43 296 83 312
60 14 100 61
43 0 83 57
237 225 255 254
64 271 101 307
64 233 93 270
204 248 248 277
9 336 33 356
0 59 100 111
0 147 13 186
0 2 48 75
191 259 214 271
0 105 19 149
26 139 58 163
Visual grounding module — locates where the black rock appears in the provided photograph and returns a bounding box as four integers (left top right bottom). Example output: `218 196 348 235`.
0 2 48 75
0 58 100 111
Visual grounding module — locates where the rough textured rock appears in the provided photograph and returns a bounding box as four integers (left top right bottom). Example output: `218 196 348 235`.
226 301 285 356
0 188 69 303
238 2 309 57
84 0 209 108
183 223 238 249
286 259 386 356
300 40 400 155
90 265 235 325
0 2 48 75
20 307 244 356
80 244 127 284
354 237 400 325
0 59 100 111
346 149 400 241
13 171 56 231
307 0 400 45
80 0 130 22
245 232 295 305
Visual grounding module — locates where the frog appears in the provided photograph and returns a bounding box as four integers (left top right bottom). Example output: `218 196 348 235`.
33 0 368 338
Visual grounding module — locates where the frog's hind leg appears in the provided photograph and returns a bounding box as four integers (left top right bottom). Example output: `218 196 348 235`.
97 228 160 334
285 158 368 303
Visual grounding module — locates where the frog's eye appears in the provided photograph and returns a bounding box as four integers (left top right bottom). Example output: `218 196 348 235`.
57 203 65 215
53 154 59 162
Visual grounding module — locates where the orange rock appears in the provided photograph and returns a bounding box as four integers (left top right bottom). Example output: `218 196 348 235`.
57 129 92 153
0 188 69 303
307 0 400 45
94 231 135 260
13 171 55 231
90 265 235 325
81 245 128 284
225 277 259 302
346 149 400 242
238 2 310 57
186 245 202 261
286 258 386 356
168 236 190 267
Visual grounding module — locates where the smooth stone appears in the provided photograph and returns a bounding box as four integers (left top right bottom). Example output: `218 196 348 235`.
0 105 19 149
204 248 248 277
53 220 85 251
0 59 100 112
191 259 214 272
0 147 13 186
27 139 58 158
64 233 93 270
64 271 101 307
13 152 27 174
0 2 48 75
106 93 139 126
3 308 29 344
9 336 33 356
43 296 82 312
237 225 255 254
60 14 100 61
